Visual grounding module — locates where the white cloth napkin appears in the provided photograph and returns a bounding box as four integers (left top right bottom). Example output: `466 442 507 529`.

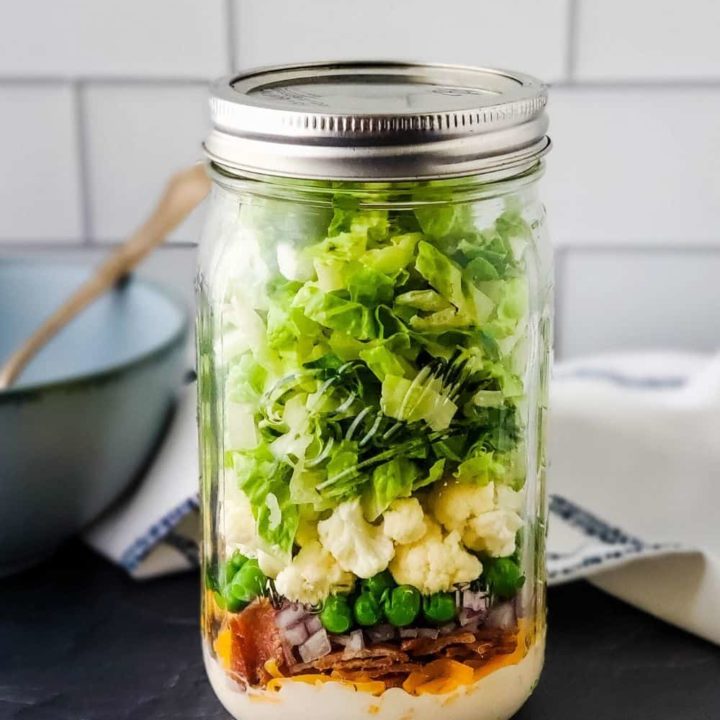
85 352 720 645
547 351 720 645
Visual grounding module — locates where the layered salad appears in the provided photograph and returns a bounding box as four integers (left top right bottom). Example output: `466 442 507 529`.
199 183 545 717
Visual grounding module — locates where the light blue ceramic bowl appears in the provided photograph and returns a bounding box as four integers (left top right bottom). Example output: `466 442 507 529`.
0 260 189 575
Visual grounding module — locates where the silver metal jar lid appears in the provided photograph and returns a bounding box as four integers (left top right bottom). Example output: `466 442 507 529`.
205 61 549 181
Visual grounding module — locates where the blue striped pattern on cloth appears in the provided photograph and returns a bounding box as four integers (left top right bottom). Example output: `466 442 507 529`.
546 495 685 584
120 496 200 572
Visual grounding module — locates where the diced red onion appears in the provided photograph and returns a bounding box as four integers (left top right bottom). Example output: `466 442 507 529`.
458 607 484 627
367 624 396 643
298 629 332 663
347 630 365 652
486 602 516 630
277 603 307 629
399 628 419 639
341 630 365 658
462 589 489 613
282 622 309 647
416 628 440 639
304 615 322 635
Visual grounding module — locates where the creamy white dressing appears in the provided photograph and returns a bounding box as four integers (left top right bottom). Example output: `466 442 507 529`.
204 635 544 720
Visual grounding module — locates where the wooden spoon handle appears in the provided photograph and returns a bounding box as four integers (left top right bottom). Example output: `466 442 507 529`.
0 163 211 391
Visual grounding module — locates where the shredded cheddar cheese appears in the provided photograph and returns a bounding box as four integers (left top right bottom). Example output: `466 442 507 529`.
263 658 285 679
213 628 233 670
473 620 529 681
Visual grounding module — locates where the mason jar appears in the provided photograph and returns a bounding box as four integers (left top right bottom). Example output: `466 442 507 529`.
197 62 552 720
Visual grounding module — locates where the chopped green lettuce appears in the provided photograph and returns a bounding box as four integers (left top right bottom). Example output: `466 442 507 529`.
215 191 534 605
362 457 420 521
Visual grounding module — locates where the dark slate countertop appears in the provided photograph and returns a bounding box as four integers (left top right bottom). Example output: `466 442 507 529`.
1 542 718 719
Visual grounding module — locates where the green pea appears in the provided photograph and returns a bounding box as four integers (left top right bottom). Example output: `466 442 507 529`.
422 593 457 624
362 571 395 601
222 586 246 613
353 591 382 627
383 585 421 627
224 551 248 584
228 559 266 603
485 557 525 599
320 595 353 634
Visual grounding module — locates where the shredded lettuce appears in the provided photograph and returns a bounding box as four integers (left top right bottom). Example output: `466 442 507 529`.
230 446 299 557
215 190 533 602
362 457 420 521
380 373 458 432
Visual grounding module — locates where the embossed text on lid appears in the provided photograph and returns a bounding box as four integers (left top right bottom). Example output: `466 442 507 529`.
206 61 550 180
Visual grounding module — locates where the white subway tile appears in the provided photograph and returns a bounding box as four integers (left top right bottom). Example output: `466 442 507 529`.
84 84 210 243
575 0 720 80
559 249 720 358
232 0 571 82
0 85 82 242
0 0 228 78
543 87 720 246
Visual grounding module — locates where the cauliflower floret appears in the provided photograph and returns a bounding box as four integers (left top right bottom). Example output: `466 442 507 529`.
389 519 482 594
496 484 524 513
223 474 258 551
430 479 523 558
318 499 395 578
274 541 355 604
463 510 523 557
382 498 427 545
430 480 495 532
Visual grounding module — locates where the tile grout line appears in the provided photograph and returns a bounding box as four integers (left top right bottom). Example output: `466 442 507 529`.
72 81 93 245
0 76 212 86
557 243 720 253
0 241 199 251
550 78 720 90
564 0 580 83
6 77 720 91
225 0 237 73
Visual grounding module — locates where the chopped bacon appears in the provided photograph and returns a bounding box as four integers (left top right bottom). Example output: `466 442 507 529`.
401 631 476 656
338 644 410 662
215 603 523 692
444 641 494 658
228 598 286 686
290 644 409 674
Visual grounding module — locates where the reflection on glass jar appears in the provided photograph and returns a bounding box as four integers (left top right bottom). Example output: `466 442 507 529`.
197 62 553 720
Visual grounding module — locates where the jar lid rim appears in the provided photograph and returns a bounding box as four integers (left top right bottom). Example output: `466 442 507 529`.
206 61 550 180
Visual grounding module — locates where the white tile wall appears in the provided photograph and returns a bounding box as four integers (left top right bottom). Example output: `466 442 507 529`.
83 84 210 243
2 0 720 358
545 86 720 247
559 249 720 358
0 84 82 241
575 0 720 81
232 0 571 82
0 0 228 78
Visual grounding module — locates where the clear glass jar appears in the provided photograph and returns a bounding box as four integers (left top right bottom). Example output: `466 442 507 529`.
198 63 552 720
